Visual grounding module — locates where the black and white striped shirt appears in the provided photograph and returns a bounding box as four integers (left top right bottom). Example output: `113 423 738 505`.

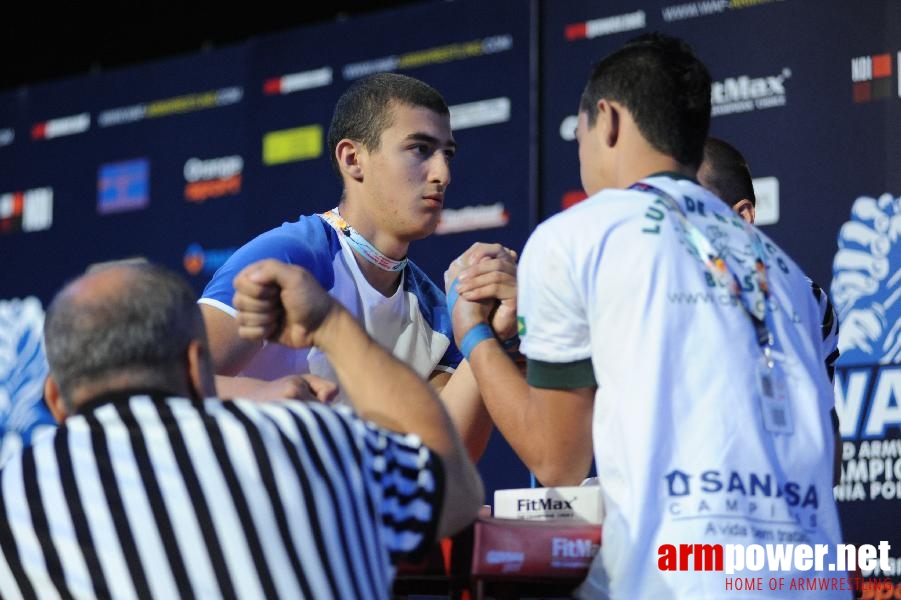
810 278 840 383
0 390 444 599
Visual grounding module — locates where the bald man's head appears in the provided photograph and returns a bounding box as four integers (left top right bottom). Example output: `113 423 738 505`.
44 263 209 408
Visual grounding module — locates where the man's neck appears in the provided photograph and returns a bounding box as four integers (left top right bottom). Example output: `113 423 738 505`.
351 252 403 297
336 201 407 297
617 155 696 189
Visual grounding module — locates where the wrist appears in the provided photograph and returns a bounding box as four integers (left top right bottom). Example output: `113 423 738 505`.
310 301 349 352
459 322 494 360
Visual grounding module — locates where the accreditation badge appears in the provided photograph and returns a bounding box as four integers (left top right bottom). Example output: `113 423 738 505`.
757 355 793 434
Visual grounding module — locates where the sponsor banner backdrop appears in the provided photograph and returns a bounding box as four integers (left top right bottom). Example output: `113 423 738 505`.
0 47 250 301
246 0 534 284
540 0 901 582
3 0 899 542
0 0 535 499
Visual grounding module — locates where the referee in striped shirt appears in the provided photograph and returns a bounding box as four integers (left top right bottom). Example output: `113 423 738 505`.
0 259 483 598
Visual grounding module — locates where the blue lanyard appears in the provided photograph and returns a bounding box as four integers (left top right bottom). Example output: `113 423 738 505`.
630 181 775 353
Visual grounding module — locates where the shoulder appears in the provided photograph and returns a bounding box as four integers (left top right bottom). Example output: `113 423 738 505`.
245 214 340 262
523 188 635 260
201 214 343 300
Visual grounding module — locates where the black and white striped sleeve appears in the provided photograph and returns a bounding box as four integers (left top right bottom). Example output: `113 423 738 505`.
810 278 840 383
340 409 445 564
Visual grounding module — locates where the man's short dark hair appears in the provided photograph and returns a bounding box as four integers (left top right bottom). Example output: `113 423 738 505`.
44 263 204 403
579 32 711 168
700 136 756 206
327 72 450 176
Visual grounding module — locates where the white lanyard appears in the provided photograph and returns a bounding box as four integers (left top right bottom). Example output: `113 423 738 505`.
632 180 792 434
320 208 408 273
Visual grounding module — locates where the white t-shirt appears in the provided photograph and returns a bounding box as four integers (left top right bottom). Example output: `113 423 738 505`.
200 214 459 404
518 175 843 599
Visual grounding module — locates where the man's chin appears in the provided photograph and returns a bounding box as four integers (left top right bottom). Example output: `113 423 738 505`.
408 216 441 241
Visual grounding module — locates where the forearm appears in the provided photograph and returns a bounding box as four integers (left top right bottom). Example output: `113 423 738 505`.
467 338 594 486
214 374 262 399
437 361 494 461
200 303 262 376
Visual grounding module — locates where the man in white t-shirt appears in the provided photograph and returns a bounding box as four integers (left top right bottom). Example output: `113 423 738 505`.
446 33 845 598
698 136 843 484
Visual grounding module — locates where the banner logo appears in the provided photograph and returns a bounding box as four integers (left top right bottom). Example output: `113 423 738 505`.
263 67 332 95
97 158 150 215
183 155 242 203
851 53 893 103
0 187 53 234
564 10 646 41
30 113 90 140
183 243 237 277
712 69 791 117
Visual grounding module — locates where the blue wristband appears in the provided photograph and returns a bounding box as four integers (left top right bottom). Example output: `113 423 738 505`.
446 276 460 314
461 323 494 360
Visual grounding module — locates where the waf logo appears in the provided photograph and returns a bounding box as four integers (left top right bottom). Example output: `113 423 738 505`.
851 53 893 103
830 193 901 366
0 297 55 463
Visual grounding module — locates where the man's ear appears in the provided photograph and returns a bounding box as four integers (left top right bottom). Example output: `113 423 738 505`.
733 198 756 224
335 139 364 182
187 339 216 400
597 99 620 148
44 375 68 423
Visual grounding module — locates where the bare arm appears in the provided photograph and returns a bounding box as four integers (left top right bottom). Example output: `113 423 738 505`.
431 364 493 461
233 259 483 539
446 245 595 486
466 336 595 486
432 243 522 462
202 302 334 401
200 303 261 376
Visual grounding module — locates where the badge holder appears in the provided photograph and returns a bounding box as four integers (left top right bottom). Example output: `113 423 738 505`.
756 342 793 435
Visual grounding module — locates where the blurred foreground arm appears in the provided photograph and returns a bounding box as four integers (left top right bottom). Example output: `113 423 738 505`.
233 259 483 538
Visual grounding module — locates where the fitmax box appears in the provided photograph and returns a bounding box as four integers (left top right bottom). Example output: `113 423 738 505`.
493 486 604 524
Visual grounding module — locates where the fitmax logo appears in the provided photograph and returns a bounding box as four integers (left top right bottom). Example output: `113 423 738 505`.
712 69 791 116
552 537 597 558
516 497 575 511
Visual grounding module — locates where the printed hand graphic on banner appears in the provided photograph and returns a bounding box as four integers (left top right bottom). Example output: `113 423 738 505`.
830 193 901 365
0 297 53 463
